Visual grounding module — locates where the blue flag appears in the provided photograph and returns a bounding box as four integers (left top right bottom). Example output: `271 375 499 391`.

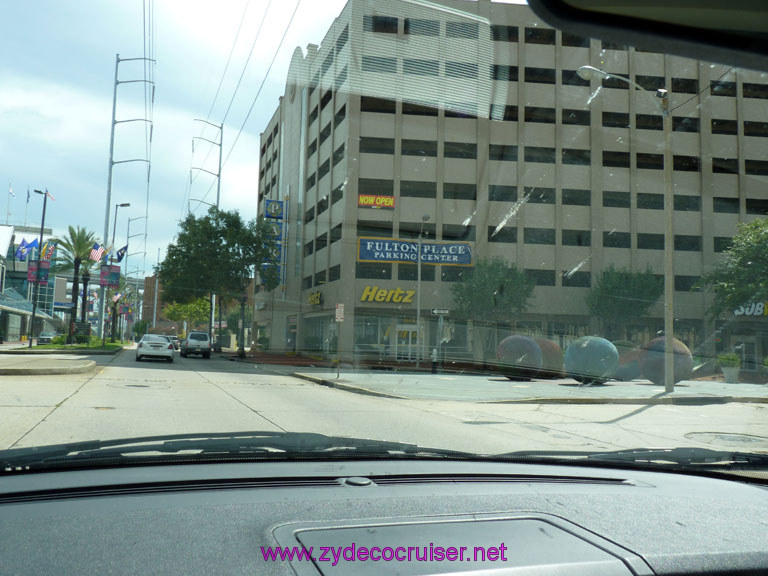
15 238 28 260
116 245 128 263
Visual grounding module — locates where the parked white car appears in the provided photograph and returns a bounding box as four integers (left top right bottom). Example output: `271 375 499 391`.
136 335 175 363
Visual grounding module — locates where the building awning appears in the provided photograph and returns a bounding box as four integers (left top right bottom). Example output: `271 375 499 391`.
0 288 53 319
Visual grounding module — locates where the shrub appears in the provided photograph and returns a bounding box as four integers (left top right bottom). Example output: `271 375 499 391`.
717 353 741 368
52 335 67 345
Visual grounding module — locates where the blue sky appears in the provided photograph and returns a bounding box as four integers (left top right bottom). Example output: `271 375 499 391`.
0 0 348 274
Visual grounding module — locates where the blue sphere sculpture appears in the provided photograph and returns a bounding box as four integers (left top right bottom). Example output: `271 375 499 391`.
497 335 542 381
564 336 619 384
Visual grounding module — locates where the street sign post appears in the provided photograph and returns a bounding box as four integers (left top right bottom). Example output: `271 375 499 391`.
335 304 344 322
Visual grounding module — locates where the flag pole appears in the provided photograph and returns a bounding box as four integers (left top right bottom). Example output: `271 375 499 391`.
6 183 11 225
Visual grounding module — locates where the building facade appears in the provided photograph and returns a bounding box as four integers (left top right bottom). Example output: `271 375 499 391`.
255 0 768 368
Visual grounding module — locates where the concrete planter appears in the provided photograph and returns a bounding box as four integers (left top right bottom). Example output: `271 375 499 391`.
721 367 740 383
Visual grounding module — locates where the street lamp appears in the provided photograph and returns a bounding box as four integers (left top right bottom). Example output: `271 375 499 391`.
577 65 675 393
106 202 130 343
415 214 431 367
28 189 50 348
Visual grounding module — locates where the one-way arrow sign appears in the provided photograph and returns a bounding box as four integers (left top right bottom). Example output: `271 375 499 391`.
431 308 450 316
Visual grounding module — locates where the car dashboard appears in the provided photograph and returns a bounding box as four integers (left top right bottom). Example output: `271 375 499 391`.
0 460 766 575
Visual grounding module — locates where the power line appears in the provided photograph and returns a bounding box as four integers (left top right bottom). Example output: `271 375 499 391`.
670 67 734 113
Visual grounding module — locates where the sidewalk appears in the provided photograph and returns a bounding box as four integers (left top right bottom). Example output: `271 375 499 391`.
288 370 768 405
0 342 100 375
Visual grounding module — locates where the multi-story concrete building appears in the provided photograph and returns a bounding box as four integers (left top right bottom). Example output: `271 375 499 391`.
255 0 768 369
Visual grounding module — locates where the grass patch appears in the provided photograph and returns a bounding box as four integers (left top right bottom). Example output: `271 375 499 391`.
28 342 128 351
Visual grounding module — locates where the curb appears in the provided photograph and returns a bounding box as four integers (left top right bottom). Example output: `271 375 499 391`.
0 348 125 356
292 373 768 405
0 360 98 376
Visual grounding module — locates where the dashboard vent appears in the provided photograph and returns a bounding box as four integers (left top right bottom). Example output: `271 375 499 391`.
370 474 632 486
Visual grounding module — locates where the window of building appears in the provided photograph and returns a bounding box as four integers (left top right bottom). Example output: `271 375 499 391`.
561 69 590 86
402 101 438 116
443 183 476 201
637 153 664 170
491 65 518 81
672 77 699 93
603 231 630 248
602 73 630 89
526 269 556 286
713 197 740 213
359 137 395 154
637 193 663 210
400 181 436 198
336 25 349 53
318 159 330 180
525 146 556 163
488 185 517 202
362 56 397 73
746 159 768 175
330 223 342 244
399 221 436 239
334 67 347 90
357 220 393 238
636 114 662 130
744 121 768 137
359 178 394 195
308 106 318 126
525 106 556 123
561 32 589 47
603 190 630 208
714 157 739 174
332 143 345 166
331 184 343 204
524 27 555 44
562 229 591 247
674 155 700 172
321 52 334 76
302 275 312 289
491 24 518 42
440 267 466 283
487 226 517 243
443 102 476 120
638 233 665 250
306 172 316 189
525 187 556 204
524 227 556 245
398 263 435 281
444 141 477 159
404 18 439 36
562 109 590 125
711 80 737 96
601 40 627 50
402 139 437 157
675 235 702 251
743 83 768 99
328 264 341 283
442 224 475 241
525 67 556 84
356 262 392 279
363 15 398 33
360 96 396 113
746 198 768 215
636 75 665 91
562 271 591 287
317 195 329 216
674 195 700 211
675 275 701 292
445 61 477 78
562 188 591 206
304 207 315 224
316 124 331 147
315 233 328 252
603 151 630 168
712 118 738 135
489 144 517 161
446 21 478 38
403 58 439 76
562 148 591 165
673 117 699 133
304 240 314 257
489 104 518 121
714 237 732 253
309 72 319 96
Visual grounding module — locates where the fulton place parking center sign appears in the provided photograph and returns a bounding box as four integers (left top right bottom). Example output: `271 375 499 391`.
358 237 473 266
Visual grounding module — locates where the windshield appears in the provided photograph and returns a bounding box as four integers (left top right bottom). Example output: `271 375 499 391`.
0 0 766 473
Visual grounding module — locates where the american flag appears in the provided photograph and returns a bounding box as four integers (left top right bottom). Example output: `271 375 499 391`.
89 243 105 262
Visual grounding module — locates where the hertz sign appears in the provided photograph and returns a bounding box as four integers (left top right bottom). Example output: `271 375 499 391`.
358 194 395 209
360 285 415 304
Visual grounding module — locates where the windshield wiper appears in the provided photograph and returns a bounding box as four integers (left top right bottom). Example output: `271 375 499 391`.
495 447 768 469
0 431 472 472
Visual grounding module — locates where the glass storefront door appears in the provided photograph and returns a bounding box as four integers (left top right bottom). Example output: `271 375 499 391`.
396 325 417 361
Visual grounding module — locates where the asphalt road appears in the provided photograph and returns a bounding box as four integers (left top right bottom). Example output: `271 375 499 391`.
1 348 766 454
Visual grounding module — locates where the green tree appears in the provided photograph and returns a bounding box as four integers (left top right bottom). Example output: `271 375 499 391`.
586 265 663 340
51 226 100 341
164 298 211 330
700 218 768 318
450 257 535 361
132 319 150 339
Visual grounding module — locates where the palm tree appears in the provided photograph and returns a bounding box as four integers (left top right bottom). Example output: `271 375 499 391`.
51 226 99 342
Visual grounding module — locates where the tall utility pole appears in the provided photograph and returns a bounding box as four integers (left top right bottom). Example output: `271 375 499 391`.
99 54 155 340
153 247 159 328
28 189 49 348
